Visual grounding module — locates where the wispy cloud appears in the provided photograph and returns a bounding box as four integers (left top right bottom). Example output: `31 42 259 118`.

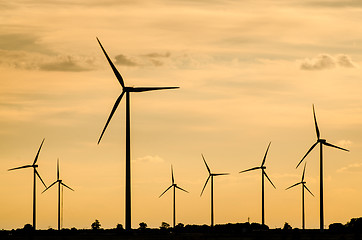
0 33 52 54
40 55 94 72
337 163 362 173
336 139 353 149
300 54 357 70
133 155 164 164
114 54 138 66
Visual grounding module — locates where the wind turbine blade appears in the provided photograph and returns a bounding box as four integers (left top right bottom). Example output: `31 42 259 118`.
264 171 276 189
213 173 229 176
35 169 47 188
171 165 174 185
97 91 125 144
175 185 189 193
201 154 211 174
96 38 125 88
200 175 210 196
131 87 179 92
42 181 57 193
33 138 45 165
159 185 173 198
239 166 260 173
313 104 320 140
8 165 33 171
296 142 318 168
57 158 60 181
324 141 349 152
304 185 314 197
261 142 271 167
285 182 301 190
61 182 74 191
302 162 307 181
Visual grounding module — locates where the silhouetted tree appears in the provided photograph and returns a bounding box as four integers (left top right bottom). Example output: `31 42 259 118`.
139 222 147 230
91 219 101 230
175 223 184 230
116 223 123 230
160 222 170 230
283 222 292 230
329 223 344 231
23 224 34 232
346 217 362 231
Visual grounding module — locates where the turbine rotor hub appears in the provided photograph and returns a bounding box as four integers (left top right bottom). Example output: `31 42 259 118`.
318 139 326 143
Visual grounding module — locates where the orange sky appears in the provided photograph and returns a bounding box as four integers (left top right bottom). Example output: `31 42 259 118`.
1 0 362 230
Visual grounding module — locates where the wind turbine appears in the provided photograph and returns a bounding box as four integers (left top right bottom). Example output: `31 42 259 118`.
239 142 276 226
42 159 74 230
296 104 349 230
159 165 188 228
200 154 229 227
8 138 47 230
286 162 314 229
96 38 179 230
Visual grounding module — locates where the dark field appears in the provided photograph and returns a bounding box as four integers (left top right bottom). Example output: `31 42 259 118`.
1 229 361 240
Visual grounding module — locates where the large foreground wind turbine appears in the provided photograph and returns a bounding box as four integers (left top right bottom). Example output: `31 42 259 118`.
296 105 349 230
239 142 276 226
159 165 188 228
286 162 314 229
96 38 179 230
42 159 74 230
200 154 229 227
8 139 47 230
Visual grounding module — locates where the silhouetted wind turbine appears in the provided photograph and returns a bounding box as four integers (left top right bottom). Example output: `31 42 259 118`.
96 38 179 230
200 154 229 227
239 142 276 226
42 159 74 230
8 139 47 230
296 104 349 230
286 162 314 229
159 165 188 228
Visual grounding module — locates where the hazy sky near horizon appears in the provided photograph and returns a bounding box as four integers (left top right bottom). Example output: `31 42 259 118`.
1 0 362 230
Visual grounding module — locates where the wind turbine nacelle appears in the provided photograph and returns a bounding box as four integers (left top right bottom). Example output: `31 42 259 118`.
318 139 326 143
33 165 38 168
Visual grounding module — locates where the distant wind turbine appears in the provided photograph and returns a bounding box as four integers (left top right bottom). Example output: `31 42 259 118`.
200 154 229 227
286 162 314 229
8 139 47 230
296 104 349 230
42 159 74 230
159 165 188 228
239 142 276 226
96 38 179 230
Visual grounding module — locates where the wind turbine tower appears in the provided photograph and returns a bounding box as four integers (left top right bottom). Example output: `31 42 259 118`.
286 162 314 229
159 165 188 228
200 154 229 227
8 139 47 230
296 105 349 230
96 38 179 230
239 142 276 226
42 159 74 230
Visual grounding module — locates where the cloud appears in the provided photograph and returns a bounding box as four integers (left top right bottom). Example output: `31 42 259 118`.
142 52 171 58
300 54 357 70
0 49 95 72
114 54 138 66
0 33 52 54
337 163 362 173
336 139 353 149
39 55 93 72
302 0 362 8
337 54 356 68
134 155 164 164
